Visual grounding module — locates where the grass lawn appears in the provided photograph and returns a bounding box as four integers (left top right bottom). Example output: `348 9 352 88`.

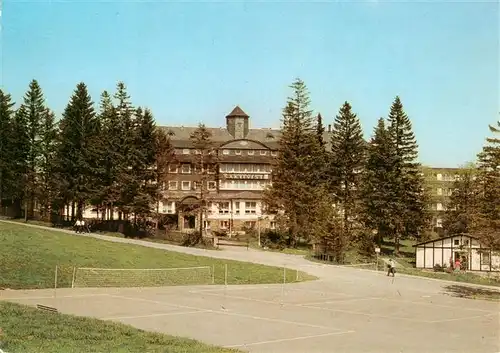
0 301 240 353
0 222 315 290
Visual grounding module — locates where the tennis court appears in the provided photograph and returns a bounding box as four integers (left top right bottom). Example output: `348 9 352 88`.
2 270 499 353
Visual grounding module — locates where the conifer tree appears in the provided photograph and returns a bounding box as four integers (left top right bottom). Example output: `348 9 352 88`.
328 102 366 261
189 123 217 244
9 106 30 217
443 164 479 235
361 118 396 245
57 82 99 219
38 108 58 220
387 96 428 253
113 82 136 219
0 90 15 209
95 90 121 219
263 78 328 247
21 80 48 221
154 128 176 228
129 108 158 220
474 120 500 248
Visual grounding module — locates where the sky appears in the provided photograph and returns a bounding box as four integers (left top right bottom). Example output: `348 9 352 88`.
1 0 498 168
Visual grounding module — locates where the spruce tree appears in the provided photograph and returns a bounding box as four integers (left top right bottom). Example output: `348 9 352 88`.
38 108 58 220
21 80 48 221
130 108 158 220
387 96 428 253
154 128 176 228
95 90 121 220
474 120 500 248
113 82 136 219
328 101 366 261
57 82 99 219
361 118 396 245
443 164 479 235
9 106 30 217
189 123 217 244
263 78 328 247
0 90 15 209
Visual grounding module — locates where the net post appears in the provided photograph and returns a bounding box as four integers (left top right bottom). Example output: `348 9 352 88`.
71 266 76 288
54 265 58 298
296 269 299 282
212 265 215 284
281 266 286 305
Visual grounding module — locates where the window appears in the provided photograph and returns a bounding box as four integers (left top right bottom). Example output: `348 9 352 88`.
436 218 443 228
207 181 217 190
207 202 214 214
181 164 191 174
235 150 241 155
234 201 240 214
207 165 216 174
193 181 200 190
182 149 190 155
271 151 277 156
464 239 469 246
247 150 254 155
181 181 191 190
223 149 229 155
219 202 230 214
437 188 442 196
453 239 460 246
270 221 276 229
245 202 257 214
245 221 256 229
436 173 442 181
168 164 178 173
260 150 268 156
168 181 178 190
436 203 443 211
195 149 201 154
220 221 229 229
481 252 491 265
162 201 175 214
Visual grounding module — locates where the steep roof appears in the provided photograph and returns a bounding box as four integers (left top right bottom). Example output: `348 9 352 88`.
160 125 335 150
414 234 479 247
226 106 249 118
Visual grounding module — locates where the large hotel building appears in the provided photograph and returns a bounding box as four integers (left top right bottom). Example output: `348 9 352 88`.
66 105 458 235
159 106 333 233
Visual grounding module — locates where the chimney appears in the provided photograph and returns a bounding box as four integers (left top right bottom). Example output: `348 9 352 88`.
328 124 331 133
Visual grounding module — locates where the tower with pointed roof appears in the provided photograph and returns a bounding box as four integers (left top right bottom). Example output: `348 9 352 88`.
226 105 249 139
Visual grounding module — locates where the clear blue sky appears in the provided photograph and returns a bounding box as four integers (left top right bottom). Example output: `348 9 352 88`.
2 1 498 167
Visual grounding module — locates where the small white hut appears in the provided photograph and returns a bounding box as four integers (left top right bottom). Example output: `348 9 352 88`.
414 234 500 272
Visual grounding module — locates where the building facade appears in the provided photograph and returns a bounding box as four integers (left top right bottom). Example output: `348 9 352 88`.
159 106 280 233
415 234 500 272
422 166 461 234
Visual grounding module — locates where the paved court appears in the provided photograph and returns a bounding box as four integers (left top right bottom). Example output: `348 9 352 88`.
2 273 499 353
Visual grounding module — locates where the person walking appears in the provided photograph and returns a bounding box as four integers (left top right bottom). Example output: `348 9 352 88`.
387 259 396 277
75 219 81 234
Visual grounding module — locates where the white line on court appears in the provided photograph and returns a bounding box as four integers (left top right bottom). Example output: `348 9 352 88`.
0 293 108 300
223 330 356 348
300 297 383 306
191 290 378 308
101 310 204 321
428 312 500 324
105 294 345 331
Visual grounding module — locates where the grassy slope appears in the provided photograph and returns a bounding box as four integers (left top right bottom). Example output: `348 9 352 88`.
0 222 315 289
0 301 239 353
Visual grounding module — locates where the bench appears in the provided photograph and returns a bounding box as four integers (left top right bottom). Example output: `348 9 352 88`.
36 304 58 313
215 238 249 250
